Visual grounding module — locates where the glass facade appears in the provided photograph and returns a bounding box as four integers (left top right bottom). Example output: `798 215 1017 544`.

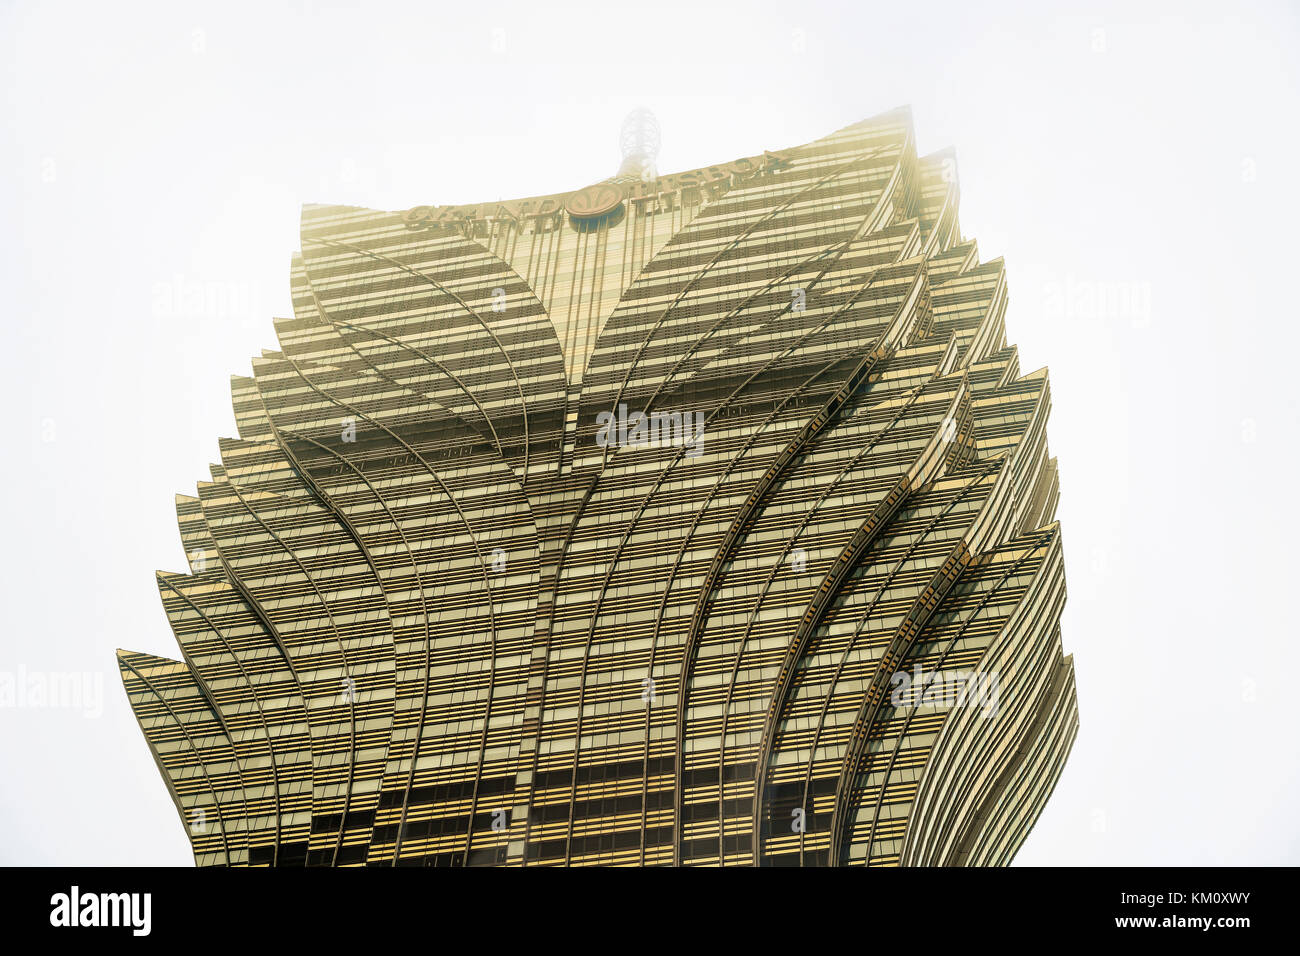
119 107 1078 866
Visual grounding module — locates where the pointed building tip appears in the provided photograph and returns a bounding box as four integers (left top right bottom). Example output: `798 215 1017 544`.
865 103 913 119
300 201 367 218
116 648 187 670
839 105 914 135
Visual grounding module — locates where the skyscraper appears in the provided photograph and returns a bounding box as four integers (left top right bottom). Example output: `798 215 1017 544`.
119 107 1077 867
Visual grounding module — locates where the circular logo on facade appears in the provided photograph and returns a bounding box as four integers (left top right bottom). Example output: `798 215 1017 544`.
564 183 625 219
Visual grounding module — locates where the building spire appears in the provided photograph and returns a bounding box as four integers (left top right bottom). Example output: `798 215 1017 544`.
616 106 660 181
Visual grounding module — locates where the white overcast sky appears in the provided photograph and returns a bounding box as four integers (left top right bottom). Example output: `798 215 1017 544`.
2 0 1297 866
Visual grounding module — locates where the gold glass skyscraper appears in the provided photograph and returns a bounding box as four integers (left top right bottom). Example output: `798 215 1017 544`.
119 107 1078 867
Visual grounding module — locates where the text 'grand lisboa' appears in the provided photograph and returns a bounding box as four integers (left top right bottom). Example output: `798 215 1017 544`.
120 107 1079 867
